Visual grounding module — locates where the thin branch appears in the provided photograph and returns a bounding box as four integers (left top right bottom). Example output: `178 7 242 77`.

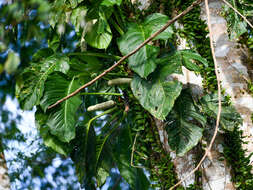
222 0 253 29
170 0 222 189
131 132 145 169
48 0 204 110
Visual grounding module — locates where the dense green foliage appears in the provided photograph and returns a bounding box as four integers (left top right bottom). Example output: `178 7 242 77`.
1 0 252 189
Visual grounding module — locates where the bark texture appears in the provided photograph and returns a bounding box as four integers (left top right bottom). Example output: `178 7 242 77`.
200 0 253 165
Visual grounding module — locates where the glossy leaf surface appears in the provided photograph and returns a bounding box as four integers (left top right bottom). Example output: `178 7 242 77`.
17 54 70 110
85 19 112 49
118 13 173 78
131 75 182 120
40 73 82 142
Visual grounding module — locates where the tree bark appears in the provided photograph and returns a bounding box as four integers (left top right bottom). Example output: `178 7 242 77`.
200 0 253 166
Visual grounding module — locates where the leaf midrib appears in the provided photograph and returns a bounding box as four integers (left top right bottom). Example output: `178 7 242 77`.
64 77 75 126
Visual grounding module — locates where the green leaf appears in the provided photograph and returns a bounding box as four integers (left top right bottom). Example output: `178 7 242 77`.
4 51 20 74
95 111 122 169
17 54 70 110
131 75 182 120
200 93 242 131
180 49 208 69
31 48 54 62
96 168 109 187
85 19 112 49
112 125 150 189
101 0 122 6
157 50 208 73
230 19 247 39
70 125 97 190
40 73 82 142
68 0 84 9
70 6 88 33
144 13 173 40
35 108 71 155
166 89 205 156
118 13 173 78
224 3 248 39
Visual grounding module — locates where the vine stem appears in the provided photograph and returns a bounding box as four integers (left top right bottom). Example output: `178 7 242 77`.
48 0 204 110
80 92 122 96
169 0 222 189
131 132 145 168
222 0 253 29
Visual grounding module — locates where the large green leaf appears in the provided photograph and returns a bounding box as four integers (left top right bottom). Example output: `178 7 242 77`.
200 93 242 131
112 125 150 189
85 19 112 49
118 13 173 78
40 73 82 142
17 54 70 110
166 89 205 156
131 75 182 120
35 108 71 156
157 50 208 73
95 111 122 170
70 125 97 190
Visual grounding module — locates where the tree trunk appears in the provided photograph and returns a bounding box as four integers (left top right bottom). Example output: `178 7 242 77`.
200 0 253 165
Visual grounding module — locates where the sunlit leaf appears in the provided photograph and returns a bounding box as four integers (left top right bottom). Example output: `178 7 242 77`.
131 75 182 120
4 51 20 74
101 0 122 6
85 19 112 49
40 73 82 142
70 6 88 33
17 54 70 110
118 13 173 78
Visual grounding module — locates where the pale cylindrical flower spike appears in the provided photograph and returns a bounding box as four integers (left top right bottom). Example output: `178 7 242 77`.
108 78 132 86
87 100 116 112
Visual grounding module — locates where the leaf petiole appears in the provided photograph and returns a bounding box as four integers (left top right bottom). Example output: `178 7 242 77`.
80 92 122 96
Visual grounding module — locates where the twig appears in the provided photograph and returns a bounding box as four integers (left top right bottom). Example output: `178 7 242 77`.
169 0 222 189
131 132 145 168
48 0 204 109
222 0 253 29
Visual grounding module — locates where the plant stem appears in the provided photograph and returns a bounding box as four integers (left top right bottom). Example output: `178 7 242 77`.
80 92 122 96
68 52 122 60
